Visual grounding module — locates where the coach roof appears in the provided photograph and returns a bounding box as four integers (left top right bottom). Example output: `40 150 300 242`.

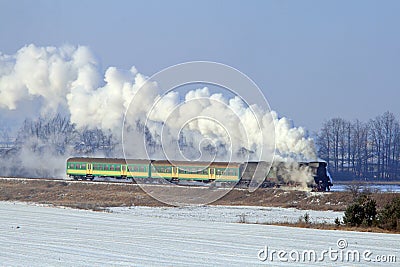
67 157 151 164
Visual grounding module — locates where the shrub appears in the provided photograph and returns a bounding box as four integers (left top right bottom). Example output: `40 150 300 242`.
334 217 341 226
303 212 310 224
343 194 376 227
377 197 400 231
298 212 311 224
238 213 247 223
346 182 362 198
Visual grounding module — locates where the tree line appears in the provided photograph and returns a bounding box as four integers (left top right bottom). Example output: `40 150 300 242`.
14 114 116 156
2 112 400 180
316 111 400 180
0 115 118 177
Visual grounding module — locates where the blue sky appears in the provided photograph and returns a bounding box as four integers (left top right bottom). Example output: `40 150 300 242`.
0 0 399 132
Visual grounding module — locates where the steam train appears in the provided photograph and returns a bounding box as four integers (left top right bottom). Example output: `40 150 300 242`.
66 158 333 191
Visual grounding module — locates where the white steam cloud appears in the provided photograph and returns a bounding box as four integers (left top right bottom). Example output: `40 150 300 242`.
0 44 317 165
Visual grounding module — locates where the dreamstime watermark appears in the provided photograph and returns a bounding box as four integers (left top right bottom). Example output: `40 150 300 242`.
122 61 276 206
257 238 397 263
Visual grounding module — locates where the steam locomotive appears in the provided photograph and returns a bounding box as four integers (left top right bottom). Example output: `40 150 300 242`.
66 158 333 191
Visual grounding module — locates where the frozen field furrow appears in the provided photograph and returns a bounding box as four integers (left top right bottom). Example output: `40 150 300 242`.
0 202 399 266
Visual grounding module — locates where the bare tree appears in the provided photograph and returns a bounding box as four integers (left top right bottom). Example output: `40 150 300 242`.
16 114 78 155
318 112 400 180
77 128 116 156
351 120 369 178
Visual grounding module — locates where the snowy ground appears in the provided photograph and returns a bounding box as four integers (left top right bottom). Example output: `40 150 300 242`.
109 205 344 224
331 183 400 193
0 202 399 266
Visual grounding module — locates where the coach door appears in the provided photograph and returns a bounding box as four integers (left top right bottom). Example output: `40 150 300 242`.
209 168 216 180
86 163 93 175
121 165 127 177
172 167 178 178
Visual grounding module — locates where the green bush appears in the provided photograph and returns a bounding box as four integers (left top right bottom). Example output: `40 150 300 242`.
378 197 400 231
343 195 377 227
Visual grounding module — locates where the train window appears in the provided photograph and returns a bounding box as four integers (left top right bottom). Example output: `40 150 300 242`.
81 164 86 169
69 164 74 169
116 166 121 171
110 166 115 171
105 165 109 171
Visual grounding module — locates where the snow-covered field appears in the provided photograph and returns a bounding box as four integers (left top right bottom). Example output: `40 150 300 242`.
0 202 399 266
109 205 343 224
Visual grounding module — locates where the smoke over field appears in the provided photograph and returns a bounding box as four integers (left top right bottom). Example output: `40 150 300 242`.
0 44 316 181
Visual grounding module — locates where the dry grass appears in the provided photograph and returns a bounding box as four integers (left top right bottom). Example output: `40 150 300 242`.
0 179 398 212
0 179 165 209
270 222 400 234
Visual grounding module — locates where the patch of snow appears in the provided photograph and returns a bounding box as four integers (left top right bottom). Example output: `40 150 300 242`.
109 205 342 224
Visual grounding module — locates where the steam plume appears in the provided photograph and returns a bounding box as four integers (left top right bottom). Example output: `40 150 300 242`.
0 44 317 179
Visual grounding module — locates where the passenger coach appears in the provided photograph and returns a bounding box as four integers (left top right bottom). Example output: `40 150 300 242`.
66 157 241 183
